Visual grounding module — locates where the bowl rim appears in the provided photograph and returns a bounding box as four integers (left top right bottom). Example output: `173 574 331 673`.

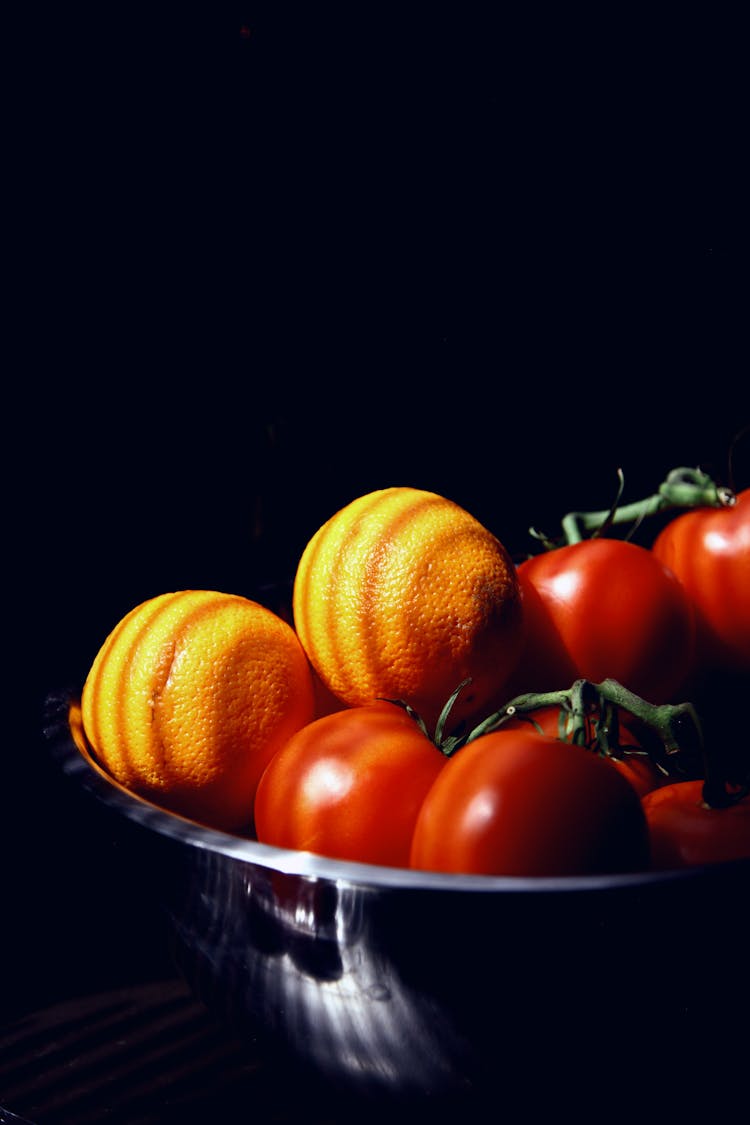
43 688 747 895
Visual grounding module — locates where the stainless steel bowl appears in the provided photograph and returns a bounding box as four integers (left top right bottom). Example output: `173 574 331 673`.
44 690 750 1113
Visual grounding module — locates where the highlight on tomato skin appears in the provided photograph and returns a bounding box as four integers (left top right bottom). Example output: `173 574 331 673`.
651 488 750 676
641 781 750 870
253 701 446 868
508 538 698 705
409 728 652 878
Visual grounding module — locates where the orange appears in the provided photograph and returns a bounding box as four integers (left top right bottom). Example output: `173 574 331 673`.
292 487 523 734
80 590 315 831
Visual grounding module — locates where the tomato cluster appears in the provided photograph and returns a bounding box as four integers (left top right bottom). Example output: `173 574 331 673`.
253 698 652 876
253 686 749 876
508 488 749 699
253 478 749 877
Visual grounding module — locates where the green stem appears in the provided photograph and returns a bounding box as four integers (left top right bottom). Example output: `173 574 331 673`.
557 466 736 546
390 677 747 808
444 677 747 809
593 679 703 758
460 677 704 765
464 688 573 743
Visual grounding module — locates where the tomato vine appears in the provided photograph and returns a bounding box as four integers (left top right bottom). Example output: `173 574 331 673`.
530 466 736 549
424 676 748 812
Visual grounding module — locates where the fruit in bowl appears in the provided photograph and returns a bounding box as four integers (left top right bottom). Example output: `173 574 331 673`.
80 589 316 832
71 479 749 876
45 474 750 1107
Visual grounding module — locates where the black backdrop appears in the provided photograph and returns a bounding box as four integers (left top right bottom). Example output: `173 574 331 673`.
5 6 748 1036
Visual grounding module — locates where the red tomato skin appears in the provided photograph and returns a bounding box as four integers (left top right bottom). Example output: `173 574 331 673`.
409 729 651 877
502 705 667 797
253 703 446 868
652 489 750 674
642 780 750 869
510 538 696 703
610 755 669 799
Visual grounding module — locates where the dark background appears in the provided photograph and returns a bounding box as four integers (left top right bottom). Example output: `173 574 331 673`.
3 7 748 1119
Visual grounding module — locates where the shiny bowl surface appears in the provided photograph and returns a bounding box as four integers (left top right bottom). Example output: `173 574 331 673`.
44 690 750 1110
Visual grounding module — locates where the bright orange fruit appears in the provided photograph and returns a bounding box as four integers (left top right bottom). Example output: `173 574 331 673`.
80 590 315 831
292 487 523 734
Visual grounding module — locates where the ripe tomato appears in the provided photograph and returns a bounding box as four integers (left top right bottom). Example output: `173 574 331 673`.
509 538 696 703
253 702 445 867
409 728 651 876
651 489 750 674
609 754 671 799
642 780 750 869
502 704 669 797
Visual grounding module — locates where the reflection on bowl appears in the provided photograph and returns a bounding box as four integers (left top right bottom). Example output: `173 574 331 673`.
44 691 750 1111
